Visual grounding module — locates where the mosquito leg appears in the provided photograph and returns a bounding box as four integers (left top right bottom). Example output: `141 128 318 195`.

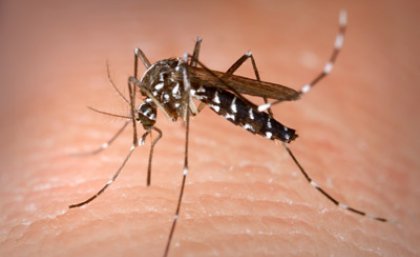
190 36 202 67
105 47 151 104
188 37 206 115
134 48 151 75
69 143 137 208
187 54 253 107
189 37 206 115
146 127 162 186
298 10 347 96
70 72 141 208
282 142 387 222
186 101 205 117
225 51 274 116
258 10 347 112
72 54 134 156
128 79 139 146
224 51 255 76
71 120 131 156
188 39 260 115
163 61 191 257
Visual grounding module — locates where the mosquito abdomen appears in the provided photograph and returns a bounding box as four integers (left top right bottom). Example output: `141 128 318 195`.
194 86 297 143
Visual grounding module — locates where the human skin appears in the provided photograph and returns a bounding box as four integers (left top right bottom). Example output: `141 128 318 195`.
0 1 419 257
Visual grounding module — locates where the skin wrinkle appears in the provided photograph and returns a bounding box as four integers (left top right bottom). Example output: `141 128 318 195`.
1 1 419 257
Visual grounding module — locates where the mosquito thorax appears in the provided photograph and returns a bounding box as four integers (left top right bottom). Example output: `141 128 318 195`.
138 58 188 121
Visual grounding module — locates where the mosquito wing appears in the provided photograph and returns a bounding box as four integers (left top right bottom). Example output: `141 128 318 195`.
188 67 300 102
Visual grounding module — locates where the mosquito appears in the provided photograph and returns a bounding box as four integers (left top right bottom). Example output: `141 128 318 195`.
69 10 387 257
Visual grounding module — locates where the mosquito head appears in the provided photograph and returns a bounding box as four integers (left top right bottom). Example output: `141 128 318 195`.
134 58 189 122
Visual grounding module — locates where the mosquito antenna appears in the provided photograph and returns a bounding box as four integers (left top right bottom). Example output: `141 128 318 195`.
87 106 132 120
106 60 130 104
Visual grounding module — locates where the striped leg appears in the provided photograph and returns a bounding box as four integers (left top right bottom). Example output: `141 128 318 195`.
68 142 139 208
258 10 347 112
282 142 387 222
72 59 134 156
71 120 131 156
76 45 151 156
224 51 274 116
69 77 144 208
69 48 161 207
163 60 192 257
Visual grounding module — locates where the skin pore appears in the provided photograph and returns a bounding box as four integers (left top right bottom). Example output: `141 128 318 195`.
1 1 419 256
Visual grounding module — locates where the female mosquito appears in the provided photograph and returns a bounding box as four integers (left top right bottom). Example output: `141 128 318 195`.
69 10 387 257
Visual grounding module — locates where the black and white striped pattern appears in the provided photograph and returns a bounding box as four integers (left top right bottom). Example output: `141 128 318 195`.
195 86 297 143
283 143 387 222
69 10 389 257
137 98 157 129
258 10 348 112
140 58 189 121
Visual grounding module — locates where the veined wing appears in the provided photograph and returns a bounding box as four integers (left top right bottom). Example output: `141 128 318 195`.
187 66 301 102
